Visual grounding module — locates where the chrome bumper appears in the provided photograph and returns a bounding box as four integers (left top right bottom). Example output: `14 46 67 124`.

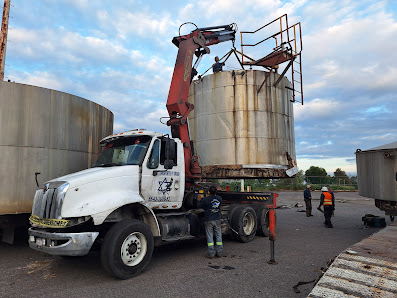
28 228 99 256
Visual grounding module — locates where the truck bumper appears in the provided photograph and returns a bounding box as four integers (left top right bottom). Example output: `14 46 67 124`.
28 228 99 256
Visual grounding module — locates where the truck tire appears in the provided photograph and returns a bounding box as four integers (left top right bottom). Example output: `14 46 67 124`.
100 219 154 279
230 205 257 243
252 205 269 237
227 204 241 238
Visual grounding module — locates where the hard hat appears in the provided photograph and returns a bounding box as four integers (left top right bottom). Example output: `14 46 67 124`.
321 186 328 192
306 185 311 188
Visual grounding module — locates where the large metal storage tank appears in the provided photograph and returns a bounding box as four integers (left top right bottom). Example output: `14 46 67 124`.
0 81 113 215
356 142 397 205
188 69 296 178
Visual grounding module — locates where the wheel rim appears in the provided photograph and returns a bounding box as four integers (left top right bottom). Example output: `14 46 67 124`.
121 232 147 266
242 212 255 235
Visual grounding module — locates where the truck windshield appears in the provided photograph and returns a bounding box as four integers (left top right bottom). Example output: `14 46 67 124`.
93 136 152 167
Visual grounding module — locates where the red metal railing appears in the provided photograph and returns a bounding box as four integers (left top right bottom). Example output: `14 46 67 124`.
238 14 303 104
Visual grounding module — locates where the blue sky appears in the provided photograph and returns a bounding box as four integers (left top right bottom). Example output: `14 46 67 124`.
3 0 397 175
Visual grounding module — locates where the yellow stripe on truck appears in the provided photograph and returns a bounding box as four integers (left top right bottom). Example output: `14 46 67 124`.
29 214 69 228
247 196 268 201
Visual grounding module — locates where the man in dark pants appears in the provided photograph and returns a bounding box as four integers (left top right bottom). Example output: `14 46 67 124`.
303 185 313 217
319 186 335 228
198 186 223 258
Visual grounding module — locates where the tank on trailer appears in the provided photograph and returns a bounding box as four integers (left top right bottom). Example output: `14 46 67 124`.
188 70 296 178
355 141 397 217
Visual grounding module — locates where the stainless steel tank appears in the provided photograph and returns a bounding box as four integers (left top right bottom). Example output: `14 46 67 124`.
188 70 296 178
355 142 397 215
0 81 113 214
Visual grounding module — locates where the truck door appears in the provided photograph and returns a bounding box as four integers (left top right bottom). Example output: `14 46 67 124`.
141 138 185 209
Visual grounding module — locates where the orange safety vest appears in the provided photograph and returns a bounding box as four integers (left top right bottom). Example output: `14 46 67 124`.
323 192 333 205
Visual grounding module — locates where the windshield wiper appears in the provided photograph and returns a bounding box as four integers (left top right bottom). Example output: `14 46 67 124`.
95 163 122 167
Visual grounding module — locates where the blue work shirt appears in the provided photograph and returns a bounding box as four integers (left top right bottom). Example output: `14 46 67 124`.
199 195 222 221
304 189 312 200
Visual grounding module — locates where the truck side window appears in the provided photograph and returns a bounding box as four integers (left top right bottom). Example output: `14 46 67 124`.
147 140 160 169
160 140 177 166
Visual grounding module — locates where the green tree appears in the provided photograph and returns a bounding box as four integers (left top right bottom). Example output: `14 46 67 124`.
305 166 330 185
273 170 305 190
334 168 351 185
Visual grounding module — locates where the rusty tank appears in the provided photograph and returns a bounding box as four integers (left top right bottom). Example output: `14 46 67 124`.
188 69 296 178
0 81 113 216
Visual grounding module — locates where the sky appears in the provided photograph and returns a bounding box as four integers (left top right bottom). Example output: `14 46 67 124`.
3 0 397 175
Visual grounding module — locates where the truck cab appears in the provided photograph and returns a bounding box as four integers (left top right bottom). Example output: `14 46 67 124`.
28 129 189 278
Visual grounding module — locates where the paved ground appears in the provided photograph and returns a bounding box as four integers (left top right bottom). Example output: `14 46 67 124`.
0 191 391 298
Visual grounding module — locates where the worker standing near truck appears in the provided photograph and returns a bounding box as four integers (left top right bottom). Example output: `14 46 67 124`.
199 186 223 258
318 186 335 228
303 185 313 217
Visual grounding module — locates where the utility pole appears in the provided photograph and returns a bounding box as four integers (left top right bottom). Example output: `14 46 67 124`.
0 0 10 81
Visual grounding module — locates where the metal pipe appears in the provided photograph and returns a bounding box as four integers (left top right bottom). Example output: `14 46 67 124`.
240 32 244 64
0 0 11 81
268 240 277 264
240 14 287 34
280 17 283 44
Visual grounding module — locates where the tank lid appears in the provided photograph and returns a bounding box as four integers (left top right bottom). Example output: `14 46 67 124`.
358 141 397 153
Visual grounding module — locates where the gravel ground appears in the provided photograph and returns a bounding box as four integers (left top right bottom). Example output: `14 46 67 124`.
0 191 390 298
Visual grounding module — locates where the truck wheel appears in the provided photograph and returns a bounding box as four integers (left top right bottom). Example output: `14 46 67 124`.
230 205 257 243
252 205 269 237
100 219 154 279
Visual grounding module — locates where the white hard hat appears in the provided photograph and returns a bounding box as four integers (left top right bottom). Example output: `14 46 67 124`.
321 186 328 192
306 185 311 188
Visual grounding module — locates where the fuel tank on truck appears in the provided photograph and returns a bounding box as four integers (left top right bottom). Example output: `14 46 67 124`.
0 81 113 242
188 69 296 179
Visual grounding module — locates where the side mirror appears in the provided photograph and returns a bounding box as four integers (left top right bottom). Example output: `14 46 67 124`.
164 138 176 169
164 159 174 170
165 138 176 160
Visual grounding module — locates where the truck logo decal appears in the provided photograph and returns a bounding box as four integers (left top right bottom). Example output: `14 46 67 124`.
158 178 173 195
43 183 50 194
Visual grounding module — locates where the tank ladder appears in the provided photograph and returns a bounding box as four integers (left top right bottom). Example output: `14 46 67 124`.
236 14 303 104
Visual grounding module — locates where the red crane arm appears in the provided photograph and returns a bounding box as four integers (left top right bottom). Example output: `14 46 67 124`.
166 25 236 181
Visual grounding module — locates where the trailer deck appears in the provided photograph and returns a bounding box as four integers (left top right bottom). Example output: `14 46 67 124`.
308 222 397 297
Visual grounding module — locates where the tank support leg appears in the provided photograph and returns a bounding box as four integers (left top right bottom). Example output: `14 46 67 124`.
267 202 278 264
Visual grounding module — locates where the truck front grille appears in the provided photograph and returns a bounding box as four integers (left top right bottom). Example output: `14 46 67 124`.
32 188 63 219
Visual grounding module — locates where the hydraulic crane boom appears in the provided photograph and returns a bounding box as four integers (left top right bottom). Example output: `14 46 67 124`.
166 24 236 182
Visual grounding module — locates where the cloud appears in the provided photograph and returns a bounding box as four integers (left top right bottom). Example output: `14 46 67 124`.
297 156 357 175
303 2 397 95
5 0 397 176
294 98 343 121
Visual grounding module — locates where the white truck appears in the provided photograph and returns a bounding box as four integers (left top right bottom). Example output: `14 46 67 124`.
28 129 275 278
28 24 277 279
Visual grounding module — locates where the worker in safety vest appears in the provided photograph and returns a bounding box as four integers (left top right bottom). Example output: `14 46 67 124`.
318 186 335 228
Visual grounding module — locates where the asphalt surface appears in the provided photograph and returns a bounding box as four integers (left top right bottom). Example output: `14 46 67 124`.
0 191 391 298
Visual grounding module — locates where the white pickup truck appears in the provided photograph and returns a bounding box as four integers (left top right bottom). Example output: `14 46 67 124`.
28 129 275 279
